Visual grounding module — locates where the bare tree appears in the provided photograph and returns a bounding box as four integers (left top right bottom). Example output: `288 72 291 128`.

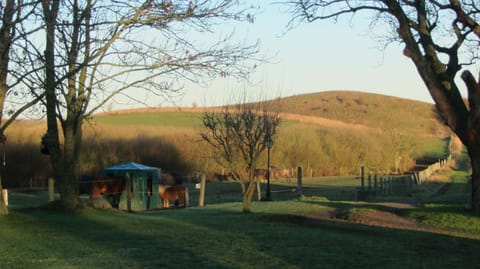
202 101 281 212
38 0 261 210
0 1 44 214
284 0 480 213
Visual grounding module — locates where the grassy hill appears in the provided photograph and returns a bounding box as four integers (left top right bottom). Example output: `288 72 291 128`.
274 91 446 135
3 90 452 186
95 90 447 135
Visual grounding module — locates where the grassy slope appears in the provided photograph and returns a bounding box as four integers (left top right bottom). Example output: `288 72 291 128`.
93 111 204 129
274 91 446 134
94 91 447 132
92 91 449 141
91 91 449 161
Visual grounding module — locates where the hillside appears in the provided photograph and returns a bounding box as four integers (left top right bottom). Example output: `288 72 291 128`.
95 90 448 135
3 90 453 186
273 91 448 136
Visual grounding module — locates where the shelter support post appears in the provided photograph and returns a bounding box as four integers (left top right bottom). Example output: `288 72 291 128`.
126 172 132 212
199 174 206 207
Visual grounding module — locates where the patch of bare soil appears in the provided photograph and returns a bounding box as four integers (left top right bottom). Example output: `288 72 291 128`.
314 202 448 234
263 202 471 237
333 208 423 231
261 202 424 232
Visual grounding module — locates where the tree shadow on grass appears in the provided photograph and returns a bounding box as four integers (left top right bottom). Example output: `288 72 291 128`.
4 204 480 269
3 206 294 269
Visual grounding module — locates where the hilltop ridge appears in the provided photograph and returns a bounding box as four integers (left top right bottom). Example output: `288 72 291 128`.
272 91 444 133
96 90 448 136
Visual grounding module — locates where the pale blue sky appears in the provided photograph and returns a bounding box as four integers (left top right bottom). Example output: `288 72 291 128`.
120 1 477 109
177 1 437 107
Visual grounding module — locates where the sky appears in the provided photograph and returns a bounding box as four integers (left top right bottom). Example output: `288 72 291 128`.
120 1 474 109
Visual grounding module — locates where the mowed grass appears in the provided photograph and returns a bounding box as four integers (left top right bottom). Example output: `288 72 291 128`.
2 172 480 269
1 201 480 269
403 147 477 234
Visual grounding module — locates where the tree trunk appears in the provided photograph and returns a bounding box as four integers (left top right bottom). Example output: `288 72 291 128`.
462 124 480 215
42 0 80 210
0 0 14 214
256 179 262 201
57 167 78 209
56 117 83 210
467 143 480 214
240 181 246 194
56 159 79 209
242 180 256 213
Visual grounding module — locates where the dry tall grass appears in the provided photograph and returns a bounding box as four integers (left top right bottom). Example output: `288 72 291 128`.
1 91 450 186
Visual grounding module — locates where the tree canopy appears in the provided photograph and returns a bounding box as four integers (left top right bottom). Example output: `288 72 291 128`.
202 101 281 212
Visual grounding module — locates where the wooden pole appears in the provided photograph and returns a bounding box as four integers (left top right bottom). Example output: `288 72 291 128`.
360 166 365 191
368 173 372 193
297 166 303 197
48 177 55 202
199 173 206 207
380 177 384 195
126 172 132 212
2 189 7 206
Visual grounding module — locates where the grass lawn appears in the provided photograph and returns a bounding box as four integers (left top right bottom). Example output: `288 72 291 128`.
1 170 480 269
1 201 480 269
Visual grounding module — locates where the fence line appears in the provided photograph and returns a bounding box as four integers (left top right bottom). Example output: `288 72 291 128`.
357 135 454 200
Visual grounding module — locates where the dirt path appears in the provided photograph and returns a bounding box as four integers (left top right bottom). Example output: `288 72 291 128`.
304 201 441 232
330 205 423 231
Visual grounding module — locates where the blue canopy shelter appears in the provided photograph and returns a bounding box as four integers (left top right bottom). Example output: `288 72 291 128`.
102 162 161 211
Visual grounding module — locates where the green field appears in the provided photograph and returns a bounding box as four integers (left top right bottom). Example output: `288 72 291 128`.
93 111 203 128
2 158 479 269
1 201 479 269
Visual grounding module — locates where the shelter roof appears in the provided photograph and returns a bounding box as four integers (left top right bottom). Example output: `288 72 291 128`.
103 162 160 172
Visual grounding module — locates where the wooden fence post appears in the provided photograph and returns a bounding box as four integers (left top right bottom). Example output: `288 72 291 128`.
368 173 372 193
360 166 365 192
297 166 303 197
48 177 55 202
379 177 383 195
384 177 388 195
199 173 206 207
390 176 394 194
1 189 7 206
